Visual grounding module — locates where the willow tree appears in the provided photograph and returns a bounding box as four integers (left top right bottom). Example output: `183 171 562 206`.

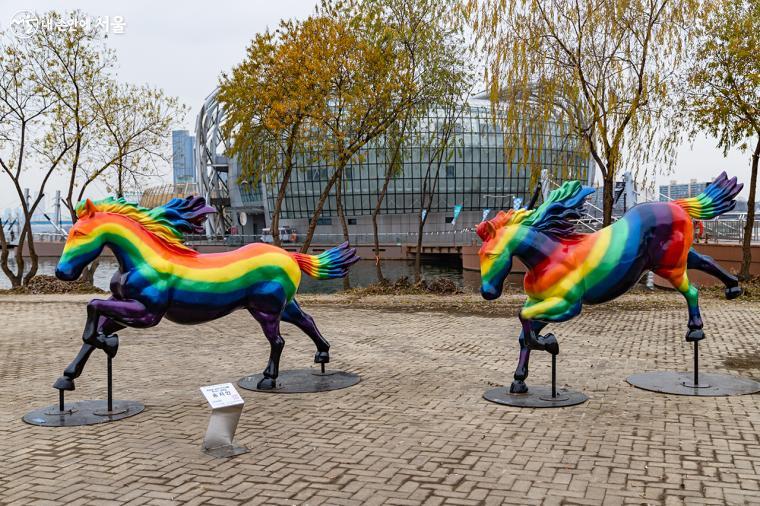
296 0 414 260
219 22 324 247
413 89 474 284
684 0 759 280
465 0 705 225
367 0 475 283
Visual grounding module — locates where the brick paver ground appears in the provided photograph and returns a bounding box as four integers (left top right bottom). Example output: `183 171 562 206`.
1 293 760 505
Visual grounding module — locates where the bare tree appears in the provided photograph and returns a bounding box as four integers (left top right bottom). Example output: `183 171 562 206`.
0 26 76 287
466 0 705 224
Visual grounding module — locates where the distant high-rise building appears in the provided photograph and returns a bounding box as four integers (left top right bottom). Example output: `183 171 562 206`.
172 130 196 184
659 179 711 201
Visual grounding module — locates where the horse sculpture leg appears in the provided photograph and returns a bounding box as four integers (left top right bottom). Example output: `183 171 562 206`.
687 249 742 299
281 299 330 364
520 296 583 352
658 268 704 342
54 298 163 391
510 320 547 394
509 297 583 393
249 310 284 390
53 311 128 391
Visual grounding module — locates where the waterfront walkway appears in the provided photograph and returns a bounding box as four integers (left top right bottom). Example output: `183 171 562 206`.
1 293 759 505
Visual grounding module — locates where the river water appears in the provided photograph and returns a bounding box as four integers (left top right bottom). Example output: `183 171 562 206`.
0 258 485 294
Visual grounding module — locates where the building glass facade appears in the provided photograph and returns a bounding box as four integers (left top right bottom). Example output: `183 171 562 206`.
172 130 196 184
659 180 711 201
237 100 589 220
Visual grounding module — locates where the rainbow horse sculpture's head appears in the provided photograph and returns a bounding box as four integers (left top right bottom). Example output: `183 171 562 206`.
56 196 213 281
476 181 594 300
476 209 531 300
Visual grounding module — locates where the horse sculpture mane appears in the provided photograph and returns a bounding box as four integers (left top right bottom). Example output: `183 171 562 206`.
477 180 595 241
75 196 215 254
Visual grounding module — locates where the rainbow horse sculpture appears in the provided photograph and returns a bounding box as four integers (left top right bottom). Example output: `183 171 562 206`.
54 196 358 390
477 172 742 394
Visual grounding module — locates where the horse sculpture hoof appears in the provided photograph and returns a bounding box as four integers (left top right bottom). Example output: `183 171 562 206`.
53 376 75 391
256 377 277 390
314 351 330 364
685 329 705 342
510 380 528 394
726 286 742 300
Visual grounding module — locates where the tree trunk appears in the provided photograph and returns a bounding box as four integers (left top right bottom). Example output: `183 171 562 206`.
414 212 428 284
413 150 447 283
0 222 21 288
80 259 99 285
21 220 38 286
740 136 760 281
271 164 294 248
372 165 394 284
117 157 124 198
602 172 615 227
299 169 342 253
334 166 351 289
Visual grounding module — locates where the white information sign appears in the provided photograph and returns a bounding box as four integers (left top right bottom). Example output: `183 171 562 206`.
200 383 244 409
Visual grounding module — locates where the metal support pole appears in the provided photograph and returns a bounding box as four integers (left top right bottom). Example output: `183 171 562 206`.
54 190 61 230
321 363 325 375
59 389 64 412
551 354 557 398
107 355 113 412
693 341 699 387
527 183 542 210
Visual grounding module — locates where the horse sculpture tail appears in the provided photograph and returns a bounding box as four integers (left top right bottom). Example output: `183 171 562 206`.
675 171 743 220
290 242 360 279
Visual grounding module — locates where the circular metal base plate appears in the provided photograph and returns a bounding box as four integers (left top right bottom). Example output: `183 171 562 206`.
203 443 250 459
238 368 361 393
483 386 588 408
626 371 760 397
22 400 144 426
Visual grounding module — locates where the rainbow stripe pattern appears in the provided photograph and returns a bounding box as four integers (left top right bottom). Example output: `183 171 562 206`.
56 196 359 324
291 243 358 280
477 172 743 393
477 172 742 323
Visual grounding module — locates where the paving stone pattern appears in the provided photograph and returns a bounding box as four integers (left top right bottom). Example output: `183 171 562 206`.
1 295 760 505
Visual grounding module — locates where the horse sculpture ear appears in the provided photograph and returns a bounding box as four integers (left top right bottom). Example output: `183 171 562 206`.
476 221 495 241
492 210 512 229
81 199 97 219
477 210 513 241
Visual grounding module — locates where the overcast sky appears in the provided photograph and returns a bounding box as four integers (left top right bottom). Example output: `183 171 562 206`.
0 0 754 211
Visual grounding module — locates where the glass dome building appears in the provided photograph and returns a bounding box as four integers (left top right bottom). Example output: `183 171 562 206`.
219 94 593 242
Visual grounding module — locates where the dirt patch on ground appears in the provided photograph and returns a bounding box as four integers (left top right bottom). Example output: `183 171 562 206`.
0 275 105 295
724 351 760 370
347 276 462 296
298 288 690 317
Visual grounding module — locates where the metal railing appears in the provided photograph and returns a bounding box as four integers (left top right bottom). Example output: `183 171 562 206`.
185 230 479 248
700 219 760 243
24 216 760 247
32 233 67 242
